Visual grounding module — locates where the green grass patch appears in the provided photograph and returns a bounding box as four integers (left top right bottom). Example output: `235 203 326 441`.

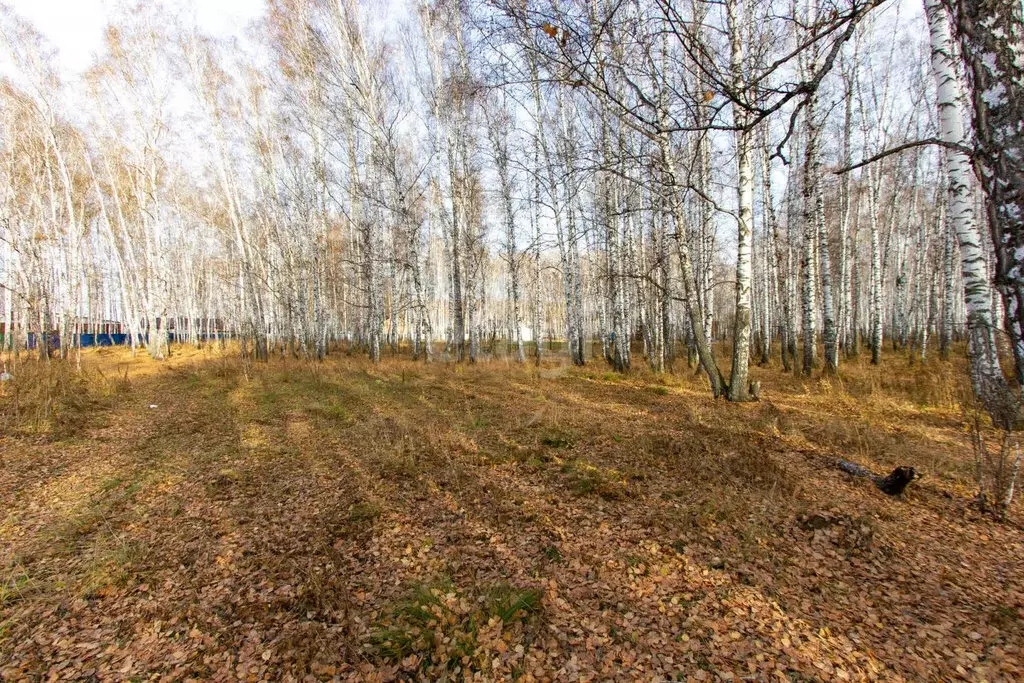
560 459 625 500
348 501 383 524
78 539 148 599
482 583 542 622
0 569 34 607
46 476 144 552
539 428 575 449
366 578 542 671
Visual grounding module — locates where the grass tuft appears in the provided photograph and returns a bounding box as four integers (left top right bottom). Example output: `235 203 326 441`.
367 577 542 671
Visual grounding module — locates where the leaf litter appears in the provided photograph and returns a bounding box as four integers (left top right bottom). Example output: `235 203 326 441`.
0 347 1021 681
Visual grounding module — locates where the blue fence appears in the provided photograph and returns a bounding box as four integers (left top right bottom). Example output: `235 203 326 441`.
79 334 131 347
21 332 228 349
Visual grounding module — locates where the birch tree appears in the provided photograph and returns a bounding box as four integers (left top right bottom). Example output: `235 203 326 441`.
925 0 1017 427
945 0 1024 388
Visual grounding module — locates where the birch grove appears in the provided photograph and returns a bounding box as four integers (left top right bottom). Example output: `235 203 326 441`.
0 0 1021 423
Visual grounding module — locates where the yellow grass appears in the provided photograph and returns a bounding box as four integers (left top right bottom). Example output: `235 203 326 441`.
0 344 1020 680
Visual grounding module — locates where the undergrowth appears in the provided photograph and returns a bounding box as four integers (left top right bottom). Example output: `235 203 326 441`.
0 361 130 439
366 577 542 674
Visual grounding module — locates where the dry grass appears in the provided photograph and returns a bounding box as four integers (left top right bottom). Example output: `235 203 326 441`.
0 344 1021 680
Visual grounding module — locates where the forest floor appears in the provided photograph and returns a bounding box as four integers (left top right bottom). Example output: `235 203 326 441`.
1 344 1022 681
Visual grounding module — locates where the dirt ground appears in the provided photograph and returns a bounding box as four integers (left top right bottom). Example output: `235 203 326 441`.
1 345 1022 681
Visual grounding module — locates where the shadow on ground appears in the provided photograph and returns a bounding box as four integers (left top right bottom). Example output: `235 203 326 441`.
1 347 1021 680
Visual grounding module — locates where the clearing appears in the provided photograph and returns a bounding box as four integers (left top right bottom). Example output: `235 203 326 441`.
1 347 1022 681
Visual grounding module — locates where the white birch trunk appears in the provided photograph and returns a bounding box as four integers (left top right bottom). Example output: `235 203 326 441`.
726 0 755 400
926 0 1016 426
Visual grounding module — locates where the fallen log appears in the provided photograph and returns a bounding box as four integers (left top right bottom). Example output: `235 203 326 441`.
837 459 919 496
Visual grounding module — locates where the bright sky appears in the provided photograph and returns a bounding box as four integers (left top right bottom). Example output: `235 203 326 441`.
8 0 267 74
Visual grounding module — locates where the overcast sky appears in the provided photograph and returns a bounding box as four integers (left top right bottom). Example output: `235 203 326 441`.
8 0 267 74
